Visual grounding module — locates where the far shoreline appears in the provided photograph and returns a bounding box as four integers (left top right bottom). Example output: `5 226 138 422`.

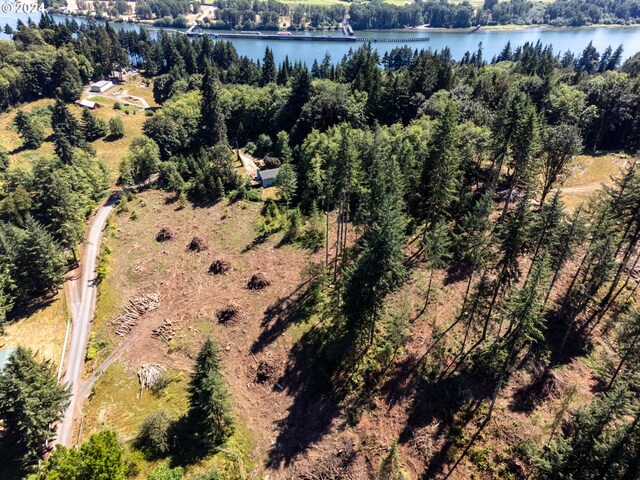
397 23 640 33
37 11 640 35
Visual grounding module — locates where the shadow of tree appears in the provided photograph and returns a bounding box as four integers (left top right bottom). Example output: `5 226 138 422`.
265 306 351 469
5 294 57 325
397 366 494 479
251 276 321 354
242 232 271 253
443 262 473 287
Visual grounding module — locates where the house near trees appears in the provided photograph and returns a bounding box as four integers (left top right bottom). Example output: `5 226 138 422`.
257 168 280 187
75 99 101 109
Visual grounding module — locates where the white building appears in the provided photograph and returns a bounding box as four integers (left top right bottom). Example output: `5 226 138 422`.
90 80 114 93
257 168 280 188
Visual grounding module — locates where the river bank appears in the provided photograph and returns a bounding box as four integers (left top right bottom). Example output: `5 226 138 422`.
3 12 640 64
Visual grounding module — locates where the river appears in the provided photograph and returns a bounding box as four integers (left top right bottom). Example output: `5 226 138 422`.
1 10 640 64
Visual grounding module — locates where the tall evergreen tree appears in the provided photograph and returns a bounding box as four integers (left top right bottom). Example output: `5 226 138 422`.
199 63 227 148
421 100 461 229
184 338 234 454
0 347 69 468
51 99 84 163
52 52 83 102
14 110 44 150
81 108 108 141
343 135 407 346
261 47 277 86
13 216 66 301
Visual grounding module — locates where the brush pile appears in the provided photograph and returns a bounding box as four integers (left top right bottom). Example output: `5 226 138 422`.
152 318 177 343
156 227 175 242
187 236 208 252
112 293 160 337
256 360 276 383
209 259 232 275
247 273 270 290
137 364 166 390
216 304 242 325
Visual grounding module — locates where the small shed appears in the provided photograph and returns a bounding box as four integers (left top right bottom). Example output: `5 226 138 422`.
75 99 100 109
90 80 113 93
257 168 280 188
0 348 15 371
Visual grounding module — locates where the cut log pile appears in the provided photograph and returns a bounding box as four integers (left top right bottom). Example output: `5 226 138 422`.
152 318 177 343
137 364 166 390
112 293 160 337
216 304 243 325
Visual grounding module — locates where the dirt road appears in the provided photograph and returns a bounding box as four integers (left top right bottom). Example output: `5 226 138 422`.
238 149 259 179
56 196 117 447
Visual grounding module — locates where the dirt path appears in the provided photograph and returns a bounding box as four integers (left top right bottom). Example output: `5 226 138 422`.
238 150 259 179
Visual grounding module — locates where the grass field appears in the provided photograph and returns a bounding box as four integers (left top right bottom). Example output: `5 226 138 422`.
560 152 631 210
1 292 69 365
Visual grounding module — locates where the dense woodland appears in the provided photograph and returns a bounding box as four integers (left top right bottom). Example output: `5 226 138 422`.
58 0 640 30
176 0 640 30
2 14 640 480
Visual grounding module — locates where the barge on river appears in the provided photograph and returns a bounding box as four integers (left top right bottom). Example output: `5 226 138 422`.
186 26 429 43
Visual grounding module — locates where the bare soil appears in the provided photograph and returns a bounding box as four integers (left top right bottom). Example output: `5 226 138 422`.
84 190 604 480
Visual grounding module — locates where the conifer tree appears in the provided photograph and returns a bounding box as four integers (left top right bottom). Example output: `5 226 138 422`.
285 67 311 140
499 104 539 221
379 441 409 480
52 52 83 102
51 99 84 163
491 92 529 184
538 384 635 480
199 63 227 148
421 100 461 230
185 338 234 453
261 47 277 86
14 110 44 150
81 108 108 141
276 163 297 213
343 139 406 346
0 347 69 467
13 216 66 301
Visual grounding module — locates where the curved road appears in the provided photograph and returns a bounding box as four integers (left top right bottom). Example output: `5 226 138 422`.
56 195 117 447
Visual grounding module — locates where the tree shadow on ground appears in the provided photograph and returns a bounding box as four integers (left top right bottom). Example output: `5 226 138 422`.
242 232 271 253
265 320 345 469
397 366 494 479
5 293 57 325
443 262 473 287
250 276 319 354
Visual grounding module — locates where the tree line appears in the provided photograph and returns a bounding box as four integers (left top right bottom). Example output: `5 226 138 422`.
194 0 640 30
120 0 640 31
